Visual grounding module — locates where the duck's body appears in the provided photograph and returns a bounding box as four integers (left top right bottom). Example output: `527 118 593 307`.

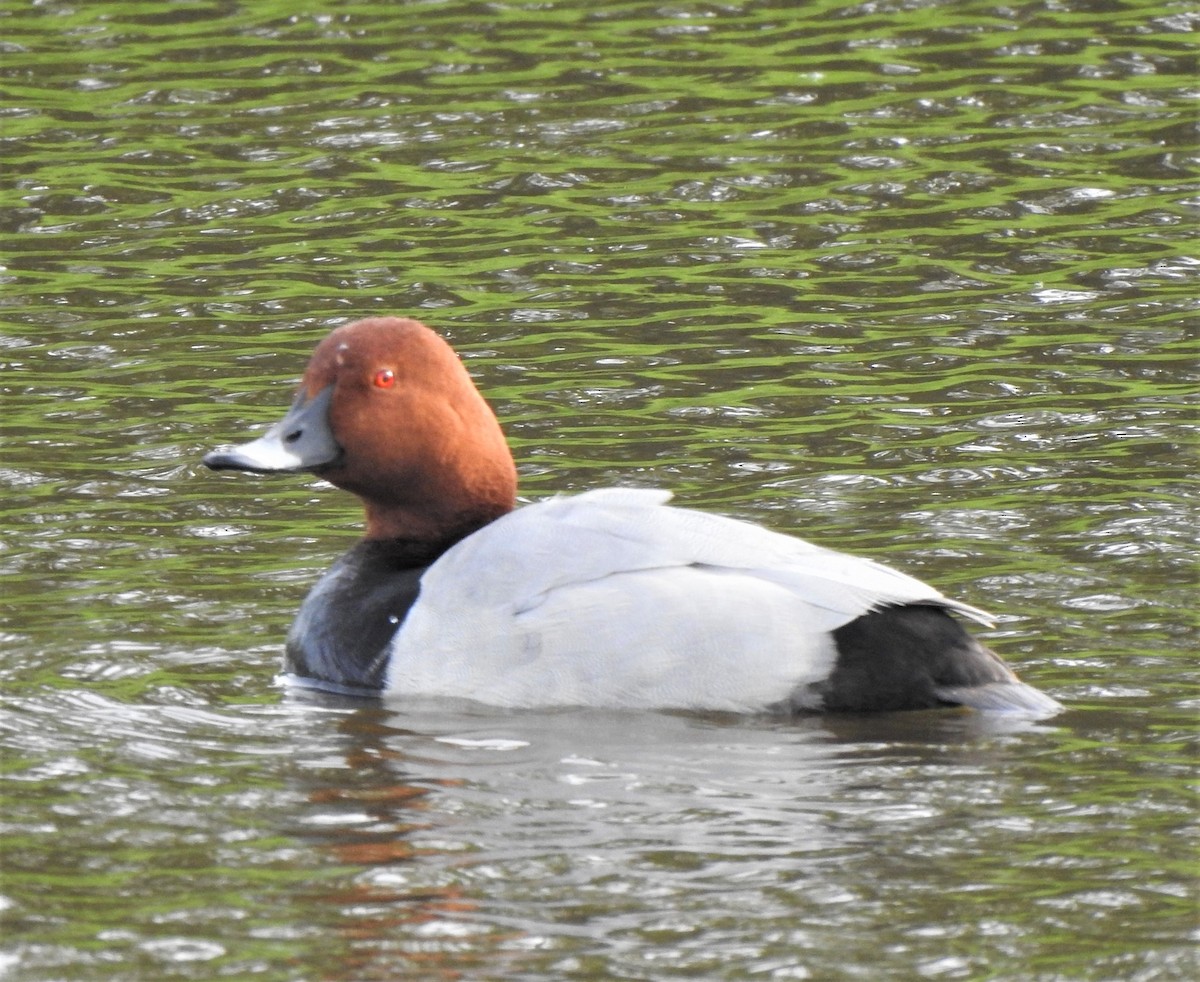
204 317 1061 718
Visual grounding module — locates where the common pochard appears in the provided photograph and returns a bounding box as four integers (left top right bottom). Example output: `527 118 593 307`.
204 317 1062 717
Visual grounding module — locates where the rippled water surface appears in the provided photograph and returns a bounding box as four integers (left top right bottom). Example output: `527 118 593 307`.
2 1 1197 979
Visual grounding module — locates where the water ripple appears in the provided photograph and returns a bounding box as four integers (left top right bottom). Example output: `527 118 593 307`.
1 1 1195 979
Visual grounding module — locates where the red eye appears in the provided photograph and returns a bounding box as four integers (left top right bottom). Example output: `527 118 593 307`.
373 369 396 389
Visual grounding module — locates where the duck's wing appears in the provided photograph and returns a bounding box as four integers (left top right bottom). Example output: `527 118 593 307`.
422 488 992 632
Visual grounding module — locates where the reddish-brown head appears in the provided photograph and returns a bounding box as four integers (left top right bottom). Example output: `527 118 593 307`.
205 317 517 545
300 318 518 542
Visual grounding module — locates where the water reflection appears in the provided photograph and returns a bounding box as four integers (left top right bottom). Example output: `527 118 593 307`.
278 693 1074 978
2 0 1195 977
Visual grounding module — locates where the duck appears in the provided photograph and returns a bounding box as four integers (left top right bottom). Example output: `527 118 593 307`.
203 317 1062 717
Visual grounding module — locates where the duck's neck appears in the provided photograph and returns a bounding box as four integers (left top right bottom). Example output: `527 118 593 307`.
362 498 513 565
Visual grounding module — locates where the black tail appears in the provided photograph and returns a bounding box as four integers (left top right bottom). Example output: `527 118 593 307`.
813 605 1061 716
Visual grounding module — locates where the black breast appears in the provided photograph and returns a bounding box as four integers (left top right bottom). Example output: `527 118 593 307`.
284 540 429 693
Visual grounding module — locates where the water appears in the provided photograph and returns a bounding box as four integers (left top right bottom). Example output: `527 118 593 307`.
2 0 1197 979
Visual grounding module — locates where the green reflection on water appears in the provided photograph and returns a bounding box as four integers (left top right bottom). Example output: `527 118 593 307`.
1 0 1197 979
